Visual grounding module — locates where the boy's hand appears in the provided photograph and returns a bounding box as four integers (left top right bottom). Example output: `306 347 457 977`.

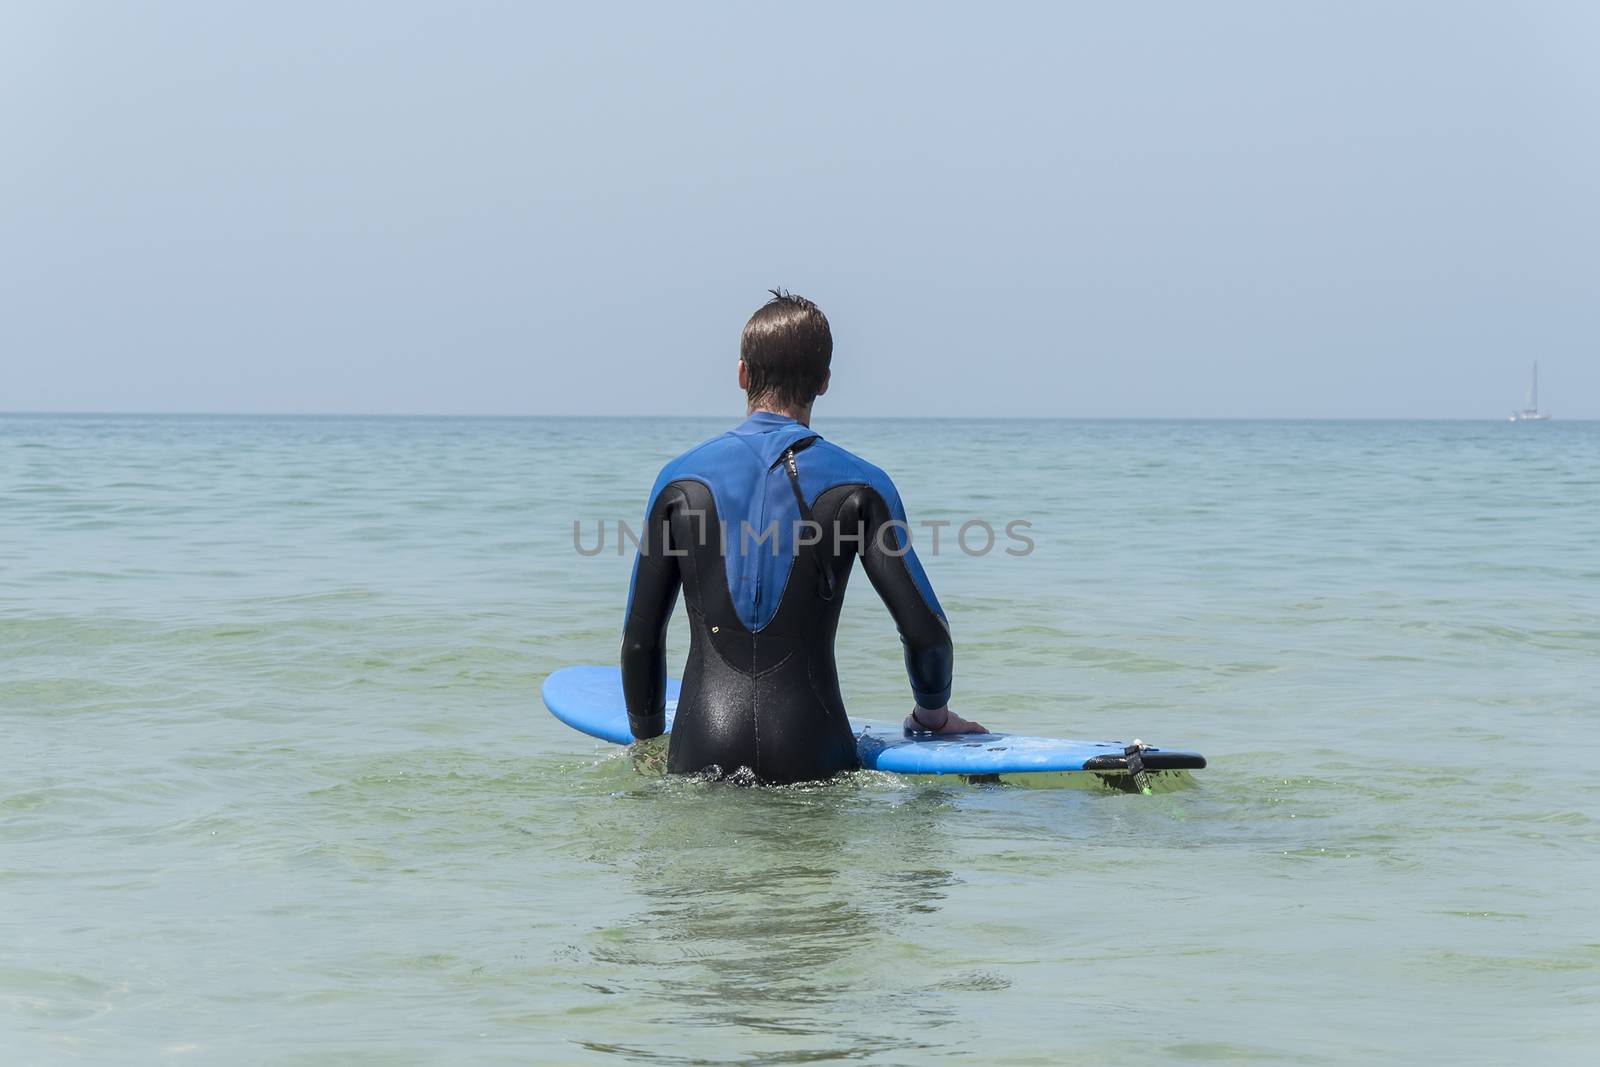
904 705 987 735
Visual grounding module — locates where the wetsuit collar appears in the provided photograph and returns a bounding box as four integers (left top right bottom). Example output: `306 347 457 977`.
732 410 812 435
729 410 821 468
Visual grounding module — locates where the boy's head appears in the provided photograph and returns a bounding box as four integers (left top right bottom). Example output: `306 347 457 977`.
739 289 832 411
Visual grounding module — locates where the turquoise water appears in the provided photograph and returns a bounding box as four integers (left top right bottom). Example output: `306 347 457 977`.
3 414 1597 1064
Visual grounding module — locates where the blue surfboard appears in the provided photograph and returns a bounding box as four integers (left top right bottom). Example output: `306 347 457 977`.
541 666 1205 784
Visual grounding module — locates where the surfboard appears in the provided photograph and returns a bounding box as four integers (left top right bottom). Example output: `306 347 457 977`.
541 665 1205 786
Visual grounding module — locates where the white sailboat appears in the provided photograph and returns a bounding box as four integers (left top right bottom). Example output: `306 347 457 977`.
1509 361 1552 422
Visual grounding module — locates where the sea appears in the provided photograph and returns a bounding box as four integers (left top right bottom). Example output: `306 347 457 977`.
3 414 1597 1064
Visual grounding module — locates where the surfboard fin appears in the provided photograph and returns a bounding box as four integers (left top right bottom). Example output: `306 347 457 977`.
1124 740 1154 796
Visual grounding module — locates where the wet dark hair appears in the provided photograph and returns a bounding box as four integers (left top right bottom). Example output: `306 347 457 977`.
740 289 832 410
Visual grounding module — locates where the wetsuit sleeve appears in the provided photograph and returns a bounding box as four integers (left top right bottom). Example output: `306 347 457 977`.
620 486 682 739
858 483 953 709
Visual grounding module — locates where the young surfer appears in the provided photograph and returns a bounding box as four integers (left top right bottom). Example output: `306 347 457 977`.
621 290 983 784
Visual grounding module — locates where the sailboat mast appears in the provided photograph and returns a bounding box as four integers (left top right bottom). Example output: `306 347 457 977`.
1531 361 1539 411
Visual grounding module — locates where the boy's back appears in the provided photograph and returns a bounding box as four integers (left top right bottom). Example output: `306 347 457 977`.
621 410 952 783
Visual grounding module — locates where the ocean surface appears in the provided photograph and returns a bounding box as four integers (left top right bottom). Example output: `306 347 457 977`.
3 414 1597 1065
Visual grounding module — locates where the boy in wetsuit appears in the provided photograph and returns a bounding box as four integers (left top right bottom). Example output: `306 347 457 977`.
621 291 983 784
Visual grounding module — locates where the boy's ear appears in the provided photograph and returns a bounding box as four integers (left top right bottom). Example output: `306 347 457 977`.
737 360 748 391
816 370 830 398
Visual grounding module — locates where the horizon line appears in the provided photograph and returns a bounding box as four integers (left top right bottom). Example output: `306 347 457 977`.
0 410 1593 422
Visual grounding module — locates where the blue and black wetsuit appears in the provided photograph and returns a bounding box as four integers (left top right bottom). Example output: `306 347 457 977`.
621 411 952 784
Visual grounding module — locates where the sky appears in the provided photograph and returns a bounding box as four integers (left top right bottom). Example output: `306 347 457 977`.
3 1 1597 418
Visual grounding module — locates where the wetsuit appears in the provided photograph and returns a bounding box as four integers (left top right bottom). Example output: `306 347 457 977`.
621 411 953 784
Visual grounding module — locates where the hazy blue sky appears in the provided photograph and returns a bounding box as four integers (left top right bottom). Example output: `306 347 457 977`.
4 1 1597 417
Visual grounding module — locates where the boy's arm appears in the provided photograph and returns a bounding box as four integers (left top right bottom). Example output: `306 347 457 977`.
857 482 953 712
620 486 682 739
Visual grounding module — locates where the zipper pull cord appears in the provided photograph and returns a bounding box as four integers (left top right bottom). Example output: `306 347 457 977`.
780 446 835 602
